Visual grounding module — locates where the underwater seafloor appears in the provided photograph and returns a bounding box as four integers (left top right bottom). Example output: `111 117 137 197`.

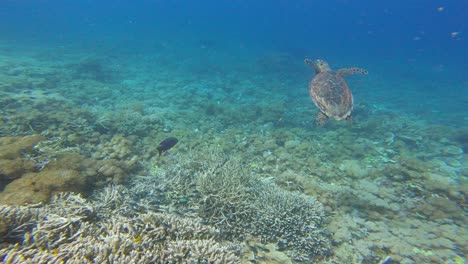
0 41 466 264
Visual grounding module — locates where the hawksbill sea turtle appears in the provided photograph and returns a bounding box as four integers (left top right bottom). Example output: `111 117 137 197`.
305 58 368 126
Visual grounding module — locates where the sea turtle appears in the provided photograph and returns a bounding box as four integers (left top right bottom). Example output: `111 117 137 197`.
305 59 368 126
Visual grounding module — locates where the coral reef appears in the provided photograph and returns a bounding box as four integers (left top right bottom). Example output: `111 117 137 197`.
71 56 117 82
133 151 331 261
195 153 258 236
251 183 330 261
0 135 136 205
0 135 44 184
453 128 468 150
0 46 466 263
89 106 165 136
0 192 240 263
92 134 139 162
242 242 293 264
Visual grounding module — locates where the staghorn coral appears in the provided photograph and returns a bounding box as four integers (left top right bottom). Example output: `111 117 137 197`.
0 193 93 246
195 152 258 235
137 151 331 261
136 151 259 235
0 192 240 264
1 149 330 262
196 153 330 261
251 183 331 261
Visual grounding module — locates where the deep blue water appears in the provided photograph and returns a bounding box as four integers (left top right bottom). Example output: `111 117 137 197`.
0 0 467 126
1 0 466 59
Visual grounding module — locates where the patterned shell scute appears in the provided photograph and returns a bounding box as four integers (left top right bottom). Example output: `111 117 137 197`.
309 71 353 120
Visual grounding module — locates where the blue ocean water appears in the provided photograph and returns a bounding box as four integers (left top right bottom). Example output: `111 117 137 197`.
0 1 467 263
1 0 466 125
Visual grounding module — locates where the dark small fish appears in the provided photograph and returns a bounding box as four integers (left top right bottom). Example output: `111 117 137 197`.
379 256 392 264
157 137 178 156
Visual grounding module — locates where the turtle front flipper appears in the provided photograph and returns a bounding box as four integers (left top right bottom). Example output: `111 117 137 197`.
316 112 329 126
337 67 368 76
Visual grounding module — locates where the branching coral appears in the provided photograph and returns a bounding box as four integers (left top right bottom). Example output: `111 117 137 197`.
0 150 330 262
0 192 240 263
141 151 331 261
1 146 333 263
0 193 93 246
196 152 257 234
251 183 331 261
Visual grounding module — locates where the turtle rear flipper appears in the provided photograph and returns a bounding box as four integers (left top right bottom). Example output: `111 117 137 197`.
316 112 329 126
337 67 368 76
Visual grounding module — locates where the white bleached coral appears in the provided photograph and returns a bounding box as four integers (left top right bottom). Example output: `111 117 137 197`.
251 183 331 261
0 192 240 263
140 151 332 261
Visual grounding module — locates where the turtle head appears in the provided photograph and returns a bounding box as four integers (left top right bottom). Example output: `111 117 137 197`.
315 60 331 72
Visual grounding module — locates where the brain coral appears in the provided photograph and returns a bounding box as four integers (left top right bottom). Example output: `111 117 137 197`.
0 148 134 205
